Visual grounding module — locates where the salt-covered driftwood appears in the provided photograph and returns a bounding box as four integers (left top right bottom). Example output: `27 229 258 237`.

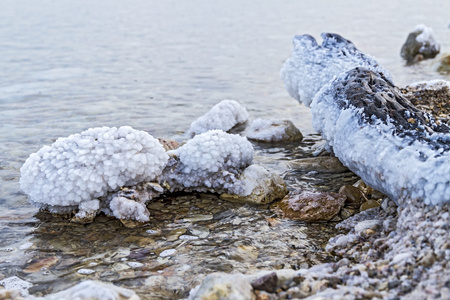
282 33 450 205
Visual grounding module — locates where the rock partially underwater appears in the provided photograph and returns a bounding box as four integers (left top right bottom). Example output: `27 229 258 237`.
400 24 440 64
20 127 287 223
162 130 288 204
280 33 392 107
311 68 450 205
20 126 168 222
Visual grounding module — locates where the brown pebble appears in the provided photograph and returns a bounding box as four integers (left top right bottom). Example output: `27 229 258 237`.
251 272 278 293
360 200 380 211
365 229 376 235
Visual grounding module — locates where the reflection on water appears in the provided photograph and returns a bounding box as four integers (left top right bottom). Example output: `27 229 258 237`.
1 0 449 298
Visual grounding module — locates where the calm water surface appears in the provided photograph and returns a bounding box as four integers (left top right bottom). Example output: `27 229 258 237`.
0 0 449 298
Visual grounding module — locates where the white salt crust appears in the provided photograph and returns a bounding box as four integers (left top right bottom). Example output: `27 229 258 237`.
162 130 253 195
311 72 450 205
188 100 249 136
20 126 168 212
280 33 392 107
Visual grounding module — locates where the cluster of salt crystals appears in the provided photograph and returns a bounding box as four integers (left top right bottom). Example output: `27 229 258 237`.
280 33 393 107
311 71 450 205
187 99 249 136
162 129 254 195
20 126 168 213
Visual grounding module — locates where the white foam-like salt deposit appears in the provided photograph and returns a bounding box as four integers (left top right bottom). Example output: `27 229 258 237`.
188 100 249 136
311 71 450 205
162 130 253 195
246 118 303 142
280 33 392 107
414 24 440 51
20 126 168 215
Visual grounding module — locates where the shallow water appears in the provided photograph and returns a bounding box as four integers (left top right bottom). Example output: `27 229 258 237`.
1 0 449 298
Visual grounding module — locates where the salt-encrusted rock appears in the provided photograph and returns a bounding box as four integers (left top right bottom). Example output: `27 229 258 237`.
280 33 392 107
311 67 450 205
43 280 140 300
220 164 288 205
162 130 287 203
400 24 440 63
162 130 253 195
246 119 303 142
188 272 255 300
187 100 249 136
272 191 346 222
20 126 168 221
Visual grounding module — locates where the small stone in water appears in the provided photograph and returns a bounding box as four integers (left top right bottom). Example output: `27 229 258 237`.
360 200 380 211
77 269 96 275
159 249 177 257
146 229 160 235
127 262 144 268
179 235 199 240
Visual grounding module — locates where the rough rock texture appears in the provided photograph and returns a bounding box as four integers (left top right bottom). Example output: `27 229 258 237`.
188 100 249 136
401 24 440 63
280 33 392 107
220 165 288 205
272 191 346 222
188 272 255 300
20 126 168 218
432 53 450 74
401 80 450 126
311 67 450 205
246 119 303 142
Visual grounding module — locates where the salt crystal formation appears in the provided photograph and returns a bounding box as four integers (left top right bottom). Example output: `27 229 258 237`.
187 99 249 136
246 119 303 142
20 126 168 219
401 24 440 63
311 67 450 205
280 33 392 107
162 130 254 195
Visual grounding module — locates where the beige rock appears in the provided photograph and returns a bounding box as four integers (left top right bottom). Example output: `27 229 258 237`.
188 273 255 300
360 200 380 211
43 280 140 300
246 119 303 142
339 185 363 208
221 165 288 205
272 191 346 222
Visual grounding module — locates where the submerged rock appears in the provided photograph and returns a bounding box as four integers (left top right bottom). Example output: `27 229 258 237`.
310 67 450 205
400 24 440 64
272 191 346 222
246 119 303 142
281 32 392 107
43 280 140 300
187 100 249 136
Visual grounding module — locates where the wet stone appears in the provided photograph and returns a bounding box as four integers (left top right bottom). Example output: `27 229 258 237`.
251 272 278 293
272 191 346 222
360 200 380 211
